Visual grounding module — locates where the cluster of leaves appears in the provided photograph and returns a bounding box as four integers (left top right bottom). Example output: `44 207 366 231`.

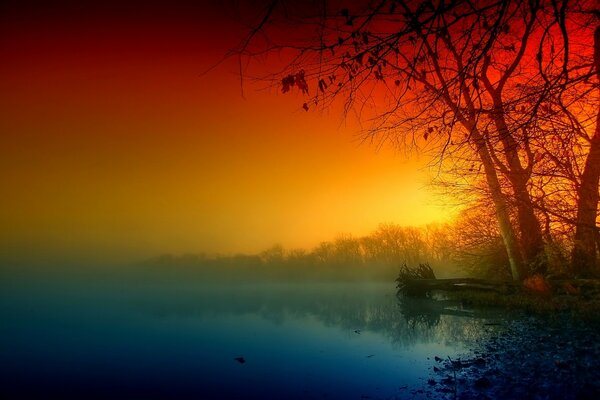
281 69 308 94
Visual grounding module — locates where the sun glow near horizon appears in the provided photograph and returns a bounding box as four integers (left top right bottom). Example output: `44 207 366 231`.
0 1 455 263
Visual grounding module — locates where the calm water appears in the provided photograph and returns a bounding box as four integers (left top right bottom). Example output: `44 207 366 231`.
1 275 502 399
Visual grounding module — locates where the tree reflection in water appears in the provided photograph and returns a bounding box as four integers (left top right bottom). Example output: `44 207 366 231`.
135 282 505 350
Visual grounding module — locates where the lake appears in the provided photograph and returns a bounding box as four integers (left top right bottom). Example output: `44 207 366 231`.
0 276 517 399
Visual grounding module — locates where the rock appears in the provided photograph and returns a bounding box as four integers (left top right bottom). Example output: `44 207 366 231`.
474 376 491 390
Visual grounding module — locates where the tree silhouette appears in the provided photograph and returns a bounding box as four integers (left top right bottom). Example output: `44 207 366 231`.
232 0 600 279
571 25 600 276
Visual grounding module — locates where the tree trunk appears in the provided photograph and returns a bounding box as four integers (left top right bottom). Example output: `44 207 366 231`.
491 108 545 271
571 26 600 277
471 128 526 281
508 166 545 267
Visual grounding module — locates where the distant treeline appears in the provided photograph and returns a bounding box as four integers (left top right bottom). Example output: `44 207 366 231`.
140 214 542 282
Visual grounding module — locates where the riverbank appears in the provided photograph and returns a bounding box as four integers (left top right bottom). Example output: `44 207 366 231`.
396 264 600 319
422 312 600 399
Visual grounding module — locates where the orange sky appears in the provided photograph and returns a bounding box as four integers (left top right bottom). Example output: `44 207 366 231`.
0 1 452 262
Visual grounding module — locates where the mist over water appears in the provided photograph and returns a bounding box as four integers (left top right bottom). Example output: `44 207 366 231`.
1 263 500 399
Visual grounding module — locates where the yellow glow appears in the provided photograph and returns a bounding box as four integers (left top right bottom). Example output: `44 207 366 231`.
0 13 453 263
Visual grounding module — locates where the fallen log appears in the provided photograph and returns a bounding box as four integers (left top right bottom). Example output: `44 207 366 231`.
397 278 518 297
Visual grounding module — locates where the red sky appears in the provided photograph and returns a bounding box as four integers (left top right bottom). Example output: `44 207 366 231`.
0 1 451 262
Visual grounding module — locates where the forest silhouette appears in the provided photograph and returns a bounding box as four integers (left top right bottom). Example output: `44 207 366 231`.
139 213 557 282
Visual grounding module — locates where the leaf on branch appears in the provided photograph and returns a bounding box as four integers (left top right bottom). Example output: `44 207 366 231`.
318 79 327 92
282 70 308 94
295 70 309 94
281 75 295 93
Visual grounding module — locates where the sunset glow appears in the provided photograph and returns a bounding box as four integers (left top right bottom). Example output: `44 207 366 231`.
0 1 450 262
3 2 600 399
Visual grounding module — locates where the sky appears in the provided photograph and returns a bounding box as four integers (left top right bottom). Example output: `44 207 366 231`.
0 1 452 263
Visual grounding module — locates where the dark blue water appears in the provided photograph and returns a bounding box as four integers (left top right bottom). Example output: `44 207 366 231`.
1 275 494 399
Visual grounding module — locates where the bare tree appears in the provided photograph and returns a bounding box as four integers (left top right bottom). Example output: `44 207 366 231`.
570 25 600 275
231 0 598 279
520 5 599 276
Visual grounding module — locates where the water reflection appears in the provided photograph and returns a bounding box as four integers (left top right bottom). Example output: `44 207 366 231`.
131 282 502 350
1 279 505 399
